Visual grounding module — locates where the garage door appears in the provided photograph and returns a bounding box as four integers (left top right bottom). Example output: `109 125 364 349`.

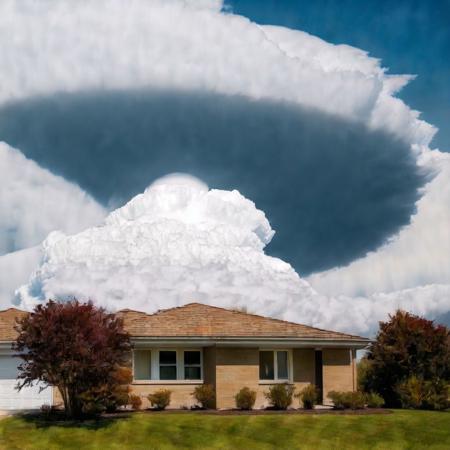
0 355 52 410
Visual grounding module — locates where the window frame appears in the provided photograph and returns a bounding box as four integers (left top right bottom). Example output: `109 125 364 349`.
258 349 293 384
158 349 178 381
183 350 203 381
132 348 203 383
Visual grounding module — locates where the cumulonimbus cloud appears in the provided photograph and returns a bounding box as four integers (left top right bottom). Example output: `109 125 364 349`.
0 143 106 255
15 175 450 334
0 0 449 330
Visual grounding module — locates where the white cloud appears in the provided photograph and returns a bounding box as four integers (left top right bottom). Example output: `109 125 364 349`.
0 142 106 254
307 150 450 297
0 0 434 146
0 0 449 329
0 246 41 309
15 177 450 334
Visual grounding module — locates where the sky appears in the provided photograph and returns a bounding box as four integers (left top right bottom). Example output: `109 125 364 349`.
0 0 449 334
228 0 450 152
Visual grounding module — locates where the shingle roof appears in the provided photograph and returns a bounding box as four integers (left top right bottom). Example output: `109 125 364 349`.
117 303 369 342
0 308 28 342
0 303 369 343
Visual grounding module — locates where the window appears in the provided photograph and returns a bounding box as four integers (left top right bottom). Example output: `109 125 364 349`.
159 350 177 380
184 350 201 380
133 348 204 382
259 350 290 381
134 350 151 380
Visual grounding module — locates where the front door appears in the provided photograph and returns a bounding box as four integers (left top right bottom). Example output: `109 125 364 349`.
315 350 323 404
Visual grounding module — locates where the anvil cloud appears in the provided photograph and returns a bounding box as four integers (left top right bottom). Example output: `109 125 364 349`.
0 0 449 332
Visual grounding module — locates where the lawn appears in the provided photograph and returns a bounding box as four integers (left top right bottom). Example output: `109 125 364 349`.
0 410 449 450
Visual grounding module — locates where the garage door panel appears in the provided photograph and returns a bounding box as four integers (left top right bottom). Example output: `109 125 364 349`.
0 355 52 410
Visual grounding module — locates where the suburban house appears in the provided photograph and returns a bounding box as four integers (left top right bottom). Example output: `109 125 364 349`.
0 303 370 410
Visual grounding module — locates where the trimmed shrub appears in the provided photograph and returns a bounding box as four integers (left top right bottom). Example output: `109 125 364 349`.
365 392 385 408
192 384 216 409
328 391 365 410
396 376 449 411
296 384 319 409
79 366 132 415
148 389 172 410
235 387 257 410
264 384 295 410
129 394 142 410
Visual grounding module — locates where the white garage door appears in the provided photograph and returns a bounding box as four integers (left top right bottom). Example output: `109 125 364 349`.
0 355 52 410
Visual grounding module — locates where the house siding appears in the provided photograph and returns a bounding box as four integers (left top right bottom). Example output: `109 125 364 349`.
214 347 317 409
215 348 259 409
53 346 356 410
322 348 356 404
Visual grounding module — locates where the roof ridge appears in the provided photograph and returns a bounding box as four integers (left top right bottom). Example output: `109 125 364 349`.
164 302 368 340
0 307 27 314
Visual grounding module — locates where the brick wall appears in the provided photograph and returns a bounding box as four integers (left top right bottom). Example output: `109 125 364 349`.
130 383 203 409
214 347 316 409
322 348 355 404
215 348 259 409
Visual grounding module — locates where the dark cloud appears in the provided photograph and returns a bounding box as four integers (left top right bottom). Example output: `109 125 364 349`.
0 89 428 274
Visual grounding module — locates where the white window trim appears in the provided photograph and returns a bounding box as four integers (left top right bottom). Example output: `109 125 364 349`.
132 348 203 384
258 349 293 384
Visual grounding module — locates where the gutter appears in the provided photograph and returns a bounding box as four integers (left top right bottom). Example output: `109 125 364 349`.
131 336 371 349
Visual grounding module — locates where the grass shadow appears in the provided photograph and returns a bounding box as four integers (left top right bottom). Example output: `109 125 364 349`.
18 411 132 430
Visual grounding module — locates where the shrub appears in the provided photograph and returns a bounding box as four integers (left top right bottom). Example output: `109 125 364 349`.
129 394 142 410
362 310 449 407
328 391 365 410
79 366 132 415
396 376 449 411
296 384 318 409
235 387 257 410
192 384 216 409
396 376 427 409
148 389 172 410
365 392 385 408
264 384 295 410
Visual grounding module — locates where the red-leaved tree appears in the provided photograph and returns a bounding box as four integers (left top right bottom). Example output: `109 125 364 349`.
362 310 449 407
13 300 131 418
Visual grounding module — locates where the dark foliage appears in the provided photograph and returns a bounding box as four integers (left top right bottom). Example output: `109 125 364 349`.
396 376 449 411
14 300 131 418
364 392 385 408
362 310 450 408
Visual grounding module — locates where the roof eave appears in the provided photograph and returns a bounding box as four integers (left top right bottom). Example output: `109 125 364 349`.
131 336 371 349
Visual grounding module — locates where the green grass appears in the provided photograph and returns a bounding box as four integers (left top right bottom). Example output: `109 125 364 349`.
0 410 449 450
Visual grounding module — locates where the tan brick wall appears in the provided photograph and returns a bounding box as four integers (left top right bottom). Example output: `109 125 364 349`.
214 347 317 409
53 347 355 410
53 386 63 407
322 348 355 404
203 346 216 388
215 348 259 409
130 383 203 409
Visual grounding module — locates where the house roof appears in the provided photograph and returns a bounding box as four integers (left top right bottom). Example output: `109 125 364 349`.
0 303 370 345
0 308 28 342
116 303 369 343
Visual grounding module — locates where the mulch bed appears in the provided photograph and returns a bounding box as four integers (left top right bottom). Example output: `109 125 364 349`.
104 408 392 417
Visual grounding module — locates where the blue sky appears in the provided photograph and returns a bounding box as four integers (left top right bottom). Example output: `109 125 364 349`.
228 0 450 152
1 0 449 330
